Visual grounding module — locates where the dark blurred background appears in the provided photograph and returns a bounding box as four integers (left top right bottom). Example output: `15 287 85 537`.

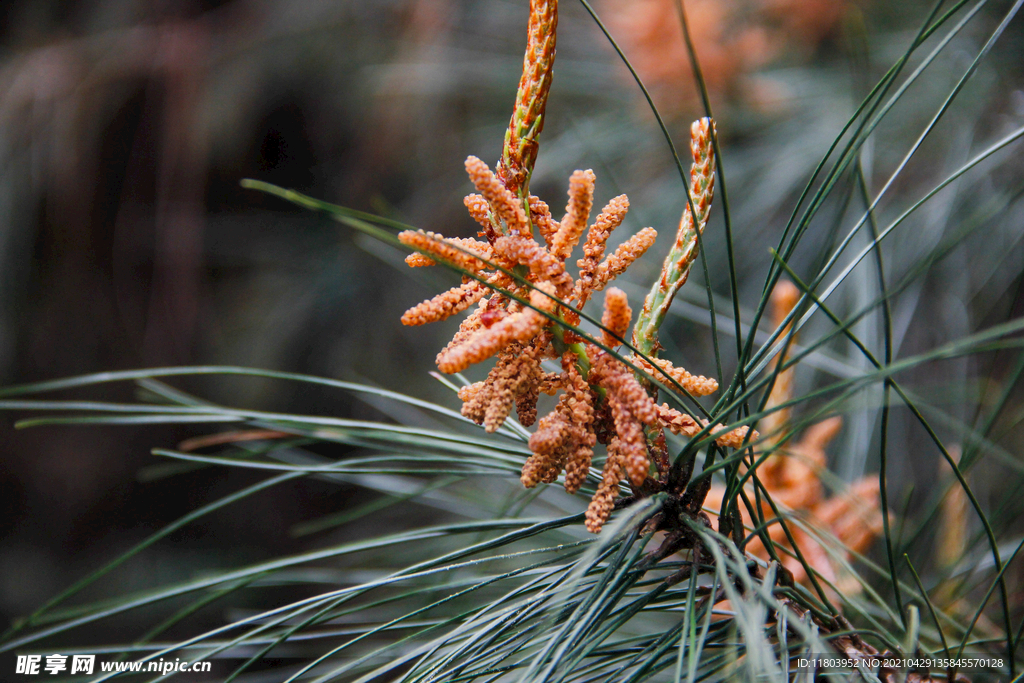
0 0 639 636
1 0 1022 649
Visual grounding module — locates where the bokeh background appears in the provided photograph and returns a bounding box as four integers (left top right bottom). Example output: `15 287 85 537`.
1 0 1023 653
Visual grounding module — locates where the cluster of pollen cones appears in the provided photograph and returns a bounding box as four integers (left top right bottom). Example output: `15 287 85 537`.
398 153 752 533
705 281 886 590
